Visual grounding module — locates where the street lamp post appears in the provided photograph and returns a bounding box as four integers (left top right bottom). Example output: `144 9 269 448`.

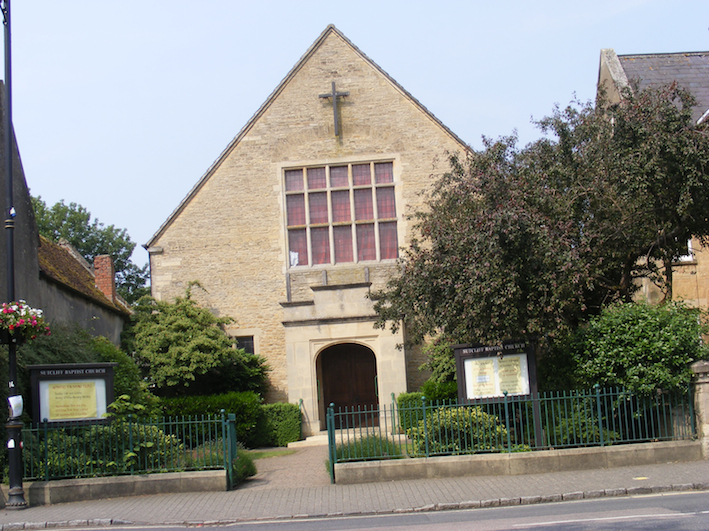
1 0 26 509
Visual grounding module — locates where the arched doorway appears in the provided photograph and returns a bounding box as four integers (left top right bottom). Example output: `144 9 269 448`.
317 343 378 429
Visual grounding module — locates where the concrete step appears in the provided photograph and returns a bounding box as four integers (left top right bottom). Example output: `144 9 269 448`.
288 433 328 448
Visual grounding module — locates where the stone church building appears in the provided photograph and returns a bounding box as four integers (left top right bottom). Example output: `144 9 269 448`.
146 25 467 435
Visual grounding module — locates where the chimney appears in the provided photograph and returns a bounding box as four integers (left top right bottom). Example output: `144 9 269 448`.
94 255 116 303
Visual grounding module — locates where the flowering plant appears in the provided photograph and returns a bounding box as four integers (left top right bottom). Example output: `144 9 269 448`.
0 300 50 342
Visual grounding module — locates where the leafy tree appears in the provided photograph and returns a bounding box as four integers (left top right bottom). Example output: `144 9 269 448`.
129 285 269 397
571 302 708 395
374 83 709 353
31 197 150 304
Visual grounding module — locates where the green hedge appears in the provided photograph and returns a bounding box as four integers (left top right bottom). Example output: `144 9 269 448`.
262 403 301 447
160 393 302 448
161 391 266 448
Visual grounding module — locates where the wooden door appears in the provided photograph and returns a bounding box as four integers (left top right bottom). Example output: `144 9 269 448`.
318 343 378 428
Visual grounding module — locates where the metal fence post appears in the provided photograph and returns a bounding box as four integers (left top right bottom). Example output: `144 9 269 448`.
422 395 429 458
227 413 237 489
43 419 49 482
594 384 605 447
327 403 336 483
503 391 512 452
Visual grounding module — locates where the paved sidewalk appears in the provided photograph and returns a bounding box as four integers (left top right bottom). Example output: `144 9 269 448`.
0 446 707 528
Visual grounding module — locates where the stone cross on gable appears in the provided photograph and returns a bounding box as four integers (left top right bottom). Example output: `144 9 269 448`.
319 81 349 137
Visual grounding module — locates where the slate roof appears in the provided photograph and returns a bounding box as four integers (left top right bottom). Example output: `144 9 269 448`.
37 235 130 315
618 52 709 124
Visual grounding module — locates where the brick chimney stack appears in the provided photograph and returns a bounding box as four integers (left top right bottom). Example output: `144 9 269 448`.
94 255 116 303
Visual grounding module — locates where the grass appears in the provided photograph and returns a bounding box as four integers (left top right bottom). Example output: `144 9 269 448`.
248 449 297 460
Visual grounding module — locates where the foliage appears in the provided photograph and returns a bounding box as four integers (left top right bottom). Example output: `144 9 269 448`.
232 449 257 483
160 391 267 448
420 379 458 402
129 288 268 397
335 435 402 461
419 336 456 383
543 397 618 447
91 336 160 417
374 83 709 350
407 406 507 455
396 392 424 432
27 421 183 479
262 403 302 447
572 302 708 395
0 300 50 341
31 196 149 304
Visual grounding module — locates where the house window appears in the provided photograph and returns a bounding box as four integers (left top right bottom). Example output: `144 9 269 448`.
235 336 255 355
285 162 398 267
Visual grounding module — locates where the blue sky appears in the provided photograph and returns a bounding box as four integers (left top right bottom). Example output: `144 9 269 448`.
6 0 709 267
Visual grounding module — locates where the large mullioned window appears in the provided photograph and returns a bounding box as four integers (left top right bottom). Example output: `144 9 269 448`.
285 161 398 267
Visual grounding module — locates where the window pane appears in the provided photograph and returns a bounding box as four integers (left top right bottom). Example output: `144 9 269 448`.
307 167 327 190
376 186 396 219
357 224 376 261
285 169 304 191
374 162 393 184
286 194 305 226
309 192 328 224
352 164 371 186
330 166 349 188
235 336 255 355
334 225 353 263
379 222 398 259
354 189 374 221
288 229 308 266
311 227 330 264
331 190 351 222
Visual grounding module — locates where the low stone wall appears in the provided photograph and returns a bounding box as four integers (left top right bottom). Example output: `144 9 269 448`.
334 440 702 484
1 470 227 507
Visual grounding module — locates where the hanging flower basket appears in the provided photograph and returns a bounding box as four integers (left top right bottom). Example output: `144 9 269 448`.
0 300 50 344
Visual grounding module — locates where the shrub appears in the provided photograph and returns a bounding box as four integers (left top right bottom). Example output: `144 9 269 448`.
572 302 709 395
232 449 257 483
396 392 424 432
262 403 301 447
335 435 401 461
160 391 266 448
421 379 458 403
407 406 507 456
27 421 183 479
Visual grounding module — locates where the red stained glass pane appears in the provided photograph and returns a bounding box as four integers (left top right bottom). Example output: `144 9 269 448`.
331 190 351 222
330 166 349 188
309 192 328 224
307 167 327 190
374 162 393 184
354 189 374 221
311 227 330 264
357 224 376 261
352 164 371 186
334 225 353 263
376 187 396 219
285 169 304 191
286 194 305 226
288 229 308 266
379 222 398 259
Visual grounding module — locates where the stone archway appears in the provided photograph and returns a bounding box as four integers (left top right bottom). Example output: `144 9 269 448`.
316 343 378 430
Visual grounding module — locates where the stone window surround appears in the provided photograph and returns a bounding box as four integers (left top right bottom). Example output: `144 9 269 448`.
281 156 402 269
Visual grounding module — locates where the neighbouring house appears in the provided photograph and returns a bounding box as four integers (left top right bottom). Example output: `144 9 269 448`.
598 49 709 308
0 84 130 345
146 25 469 435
